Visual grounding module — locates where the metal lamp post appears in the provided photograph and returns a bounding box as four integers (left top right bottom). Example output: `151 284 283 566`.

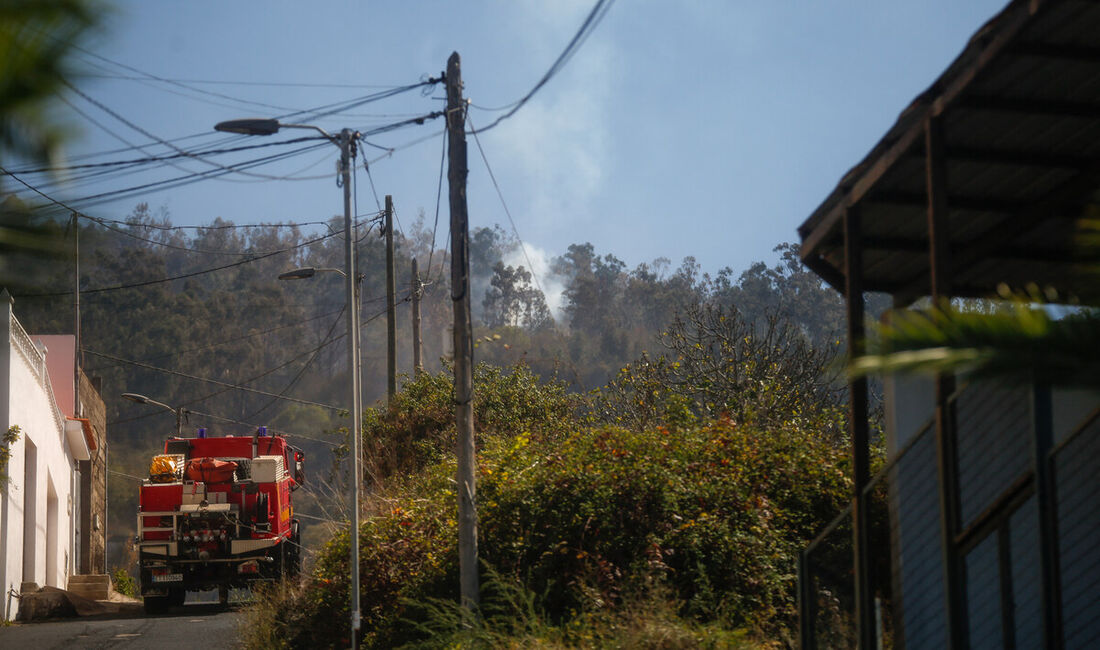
121 392 187 437
217 118 363 648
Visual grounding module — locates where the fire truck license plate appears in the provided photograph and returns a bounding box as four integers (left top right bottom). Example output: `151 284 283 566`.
152 573 183 583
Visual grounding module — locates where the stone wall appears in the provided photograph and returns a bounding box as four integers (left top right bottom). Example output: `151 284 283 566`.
78 371 107 575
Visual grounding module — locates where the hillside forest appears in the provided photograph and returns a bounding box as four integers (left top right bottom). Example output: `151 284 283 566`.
4 197 886 644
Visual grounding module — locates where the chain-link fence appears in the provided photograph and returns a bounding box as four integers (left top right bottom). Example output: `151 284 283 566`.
801 421 932 649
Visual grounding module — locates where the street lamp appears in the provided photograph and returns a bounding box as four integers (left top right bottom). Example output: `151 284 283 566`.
214 118 330 139
121 392 187 437
222 117 363 647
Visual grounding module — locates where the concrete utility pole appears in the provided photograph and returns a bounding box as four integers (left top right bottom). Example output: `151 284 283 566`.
214 117 363 649
340 128 364 648
411 258 423 376
385 194 397 403
446 51 479 611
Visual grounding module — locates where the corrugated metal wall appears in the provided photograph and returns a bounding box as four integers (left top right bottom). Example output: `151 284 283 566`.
965 533 1003 650
955 383 1031 528
892 426 945 649
1055 417 1100 650
1009 496 1041 649
801 380 1098 649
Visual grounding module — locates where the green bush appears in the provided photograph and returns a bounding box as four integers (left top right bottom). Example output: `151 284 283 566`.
361 363 576 488
255 421 847 646
242 352 851 648
111 566 138 598
475 417 849 633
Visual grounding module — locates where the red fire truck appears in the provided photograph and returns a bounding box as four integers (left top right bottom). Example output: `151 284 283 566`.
135 427 304 613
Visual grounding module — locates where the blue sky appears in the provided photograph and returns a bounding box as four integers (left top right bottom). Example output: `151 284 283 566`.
42 1 1010 292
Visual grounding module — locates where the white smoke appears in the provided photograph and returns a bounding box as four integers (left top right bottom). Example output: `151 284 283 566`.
502 243 567 322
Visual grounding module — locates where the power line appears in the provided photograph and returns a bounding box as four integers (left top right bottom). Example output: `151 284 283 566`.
65 81 328 183
8 135 328 176
185 409 342 448
13 227 340 297
108 469 147 482
48 111 443 210
62 130 242 165
244 304 347 421
83 307 346 374
301 80 441 123
79 73 408 90
44 68 434 170
77 211 335 257
89 218 334 232
469 0 616 134
469 100 522 112
41 141 331 210
73 48 305 114
468 115 546 297
363 163 383 215
1 164 353 288
390 203 407 242
84 348 341 410
57 94 173 175
72 48 437 132
77 142 332 207
56 89 298 190
425 128 448 283
5 163 339 261
6 71 440 199
364 128 444 167
97 300 401 428
107 334 348 428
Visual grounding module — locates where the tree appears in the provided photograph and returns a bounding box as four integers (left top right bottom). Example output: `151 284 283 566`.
710 243 884 348
0 0 98 290
554 242 627 334
593 303 846 437
481 261 553 330
0 0 97 165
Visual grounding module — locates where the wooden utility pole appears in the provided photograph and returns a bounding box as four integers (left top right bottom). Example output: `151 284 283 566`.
411 258 423 376
385 195 397 403
843 203 874 650
446 51 479 611
72 212 81 411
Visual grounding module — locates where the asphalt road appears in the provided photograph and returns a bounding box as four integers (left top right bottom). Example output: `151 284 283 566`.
0 602 244 649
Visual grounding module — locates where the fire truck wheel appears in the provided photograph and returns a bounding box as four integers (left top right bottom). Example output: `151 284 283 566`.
168 588 186 607
219 585 230 606
143 595 169 615
288 520 302 578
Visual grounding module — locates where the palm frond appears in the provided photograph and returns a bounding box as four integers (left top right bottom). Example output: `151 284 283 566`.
851 301 1100 388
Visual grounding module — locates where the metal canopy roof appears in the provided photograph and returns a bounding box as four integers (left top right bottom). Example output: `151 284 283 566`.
798 0 1100 304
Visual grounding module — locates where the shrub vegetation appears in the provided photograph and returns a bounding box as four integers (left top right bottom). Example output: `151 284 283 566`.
241 352 851 648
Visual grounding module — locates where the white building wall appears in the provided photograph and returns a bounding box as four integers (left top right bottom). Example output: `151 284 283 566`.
0 299 77 621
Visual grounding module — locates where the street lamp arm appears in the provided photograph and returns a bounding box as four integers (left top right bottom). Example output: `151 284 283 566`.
121 392 176 415
278 123 335 141
278 266 346 280
122 392 185 436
